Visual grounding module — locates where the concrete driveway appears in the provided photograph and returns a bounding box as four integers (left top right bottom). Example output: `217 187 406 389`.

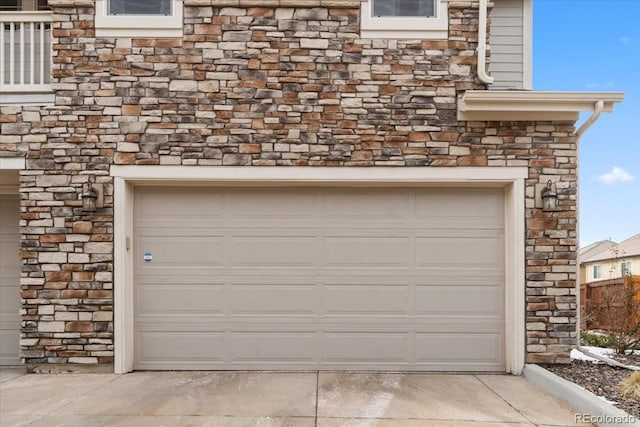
1 368 588 426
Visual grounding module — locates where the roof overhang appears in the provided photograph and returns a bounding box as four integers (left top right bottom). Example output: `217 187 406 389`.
458 91 624 121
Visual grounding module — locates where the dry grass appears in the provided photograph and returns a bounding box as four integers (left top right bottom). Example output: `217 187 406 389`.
619 371 640 399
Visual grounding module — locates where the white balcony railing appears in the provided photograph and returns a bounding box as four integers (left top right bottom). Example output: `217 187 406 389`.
0 11 52 94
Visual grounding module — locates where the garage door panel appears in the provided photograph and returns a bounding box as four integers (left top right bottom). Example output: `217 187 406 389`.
415 333 503 368
134 186 506 371
322 188 410 219
415 188 503 225
411 273 503 285
415 286 502 317
415 236 503 269
229 285 317 315
324 333 409 363
137 235 224 267
0 194 20 366
0 330 20 365
137 284 225 315
0 240 19 265
136 319 503 332
230 332 317 363
230 188 317 218
322 236 411 268
137 332 224 364
229 236 318 268
136 188 225 225
323 284 410 315
0 285 20 312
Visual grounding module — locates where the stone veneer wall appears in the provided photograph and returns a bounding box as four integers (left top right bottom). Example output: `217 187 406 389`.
0 0 578 368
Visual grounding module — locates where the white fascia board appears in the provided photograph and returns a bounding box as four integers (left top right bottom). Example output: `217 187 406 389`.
458 91 625 121
110 165 529 183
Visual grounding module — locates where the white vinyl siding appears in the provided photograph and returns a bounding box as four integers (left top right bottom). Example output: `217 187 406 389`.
489 0 529 89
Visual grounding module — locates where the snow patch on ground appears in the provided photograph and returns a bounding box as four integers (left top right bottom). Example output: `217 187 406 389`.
570 346 615 363
597 394 620 405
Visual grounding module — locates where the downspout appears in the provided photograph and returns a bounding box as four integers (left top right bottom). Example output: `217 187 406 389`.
477 0 495 85
575 100 604 137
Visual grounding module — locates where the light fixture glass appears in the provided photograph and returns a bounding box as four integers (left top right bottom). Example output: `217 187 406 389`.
82 185 98 213
541 180 558 212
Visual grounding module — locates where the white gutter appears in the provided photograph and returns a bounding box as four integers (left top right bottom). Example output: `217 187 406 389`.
575 100 604 137
477 0 494 85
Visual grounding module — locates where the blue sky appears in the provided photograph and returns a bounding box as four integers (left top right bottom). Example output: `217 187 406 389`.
533 0 640 246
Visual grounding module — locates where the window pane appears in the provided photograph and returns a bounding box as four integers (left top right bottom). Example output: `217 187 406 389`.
373 0 435 17
622 261 632 276
37 0 50 10
108 0 171 15
0 0 21 11
593 265 601 279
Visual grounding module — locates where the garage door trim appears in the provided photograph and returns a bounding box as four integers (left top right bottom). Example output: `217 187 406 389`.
112 166 527 375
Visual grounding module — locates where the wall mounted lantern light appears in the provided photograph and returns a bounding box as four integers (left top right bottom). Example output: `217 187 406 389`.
82 180 104 213
82 184 98 213
541 180 558 212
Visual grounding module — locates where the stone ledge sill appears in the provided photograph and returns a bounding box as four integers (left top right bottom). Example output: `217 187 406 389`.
48 0 94 6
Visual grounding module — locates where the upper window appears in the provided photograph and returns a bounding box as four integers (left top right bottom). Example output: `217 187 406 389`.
95 0 183 38
621 260 632 276
373 0 435 17
107 0 171 16
593 265 602 280
0 0 49 11
361 0 448 39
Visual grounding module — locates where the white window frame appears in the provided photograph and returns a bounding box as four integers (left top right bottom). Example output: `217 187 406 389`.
360 0 448 39
621 260 632 276
593 264 602 280
94 0 183 38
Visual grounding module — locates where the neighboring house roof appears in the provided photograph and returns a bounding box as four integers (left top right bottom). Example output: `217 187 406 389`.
582 233 640 263
579 240 616 263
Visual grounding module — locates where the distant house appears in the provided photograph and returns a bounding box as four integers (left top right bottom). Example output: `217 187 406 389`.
581 234 640 283
580 233 640 330
578 239 617 284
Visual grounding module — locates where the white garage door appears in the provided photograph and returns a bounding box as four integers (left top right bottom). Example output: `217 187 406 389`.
0 193 21 365
134 186 505 371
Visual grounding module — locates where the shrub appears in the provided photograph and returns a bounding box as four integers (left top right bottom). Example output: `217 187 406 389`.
580 331 613 348
619 371 640 400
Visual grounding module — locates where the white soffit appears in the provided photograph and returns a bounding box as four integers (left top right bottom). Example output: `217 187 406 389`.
458 91 624 121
